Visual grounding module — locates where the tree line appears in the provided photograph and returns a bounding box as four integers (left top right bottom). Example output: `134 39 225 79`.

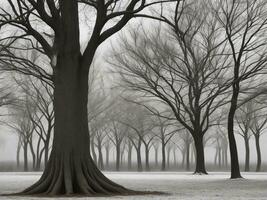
0 0 267 196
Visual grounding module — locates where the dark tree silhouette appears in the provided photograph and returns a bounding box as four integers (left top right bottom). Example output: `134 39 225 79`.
0 0 179 196
213 0 267 179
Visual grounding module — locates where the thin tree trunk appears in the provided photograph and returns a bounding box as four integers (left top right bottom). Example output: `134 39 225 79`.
145 145 150 171
105 146 110 169
16 139 21 169
255 135 261 172
218 148 222 168
186 143 190 171
244 138 250 172
127 146 132 170
214 148 218 166
90 138 97 163
97 145 104 170
173 149 176 166
23 142 28 172
161 144 166 171
167 148 171 169
154 147 158 166
227 84 242 179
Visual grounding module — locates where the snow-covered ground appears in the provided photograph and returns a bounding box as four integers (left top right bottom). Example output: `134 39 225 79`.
0 172 266 199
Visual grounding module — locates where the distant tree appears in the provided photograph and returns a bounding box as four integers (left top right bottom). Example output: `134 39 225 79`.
249 102 267 172
235 102 253 172
111 1 229 174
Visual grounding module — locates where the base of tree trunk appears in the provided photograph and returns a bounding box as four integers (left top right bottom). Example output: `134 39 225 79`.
193 171 208 175
8 156 161 197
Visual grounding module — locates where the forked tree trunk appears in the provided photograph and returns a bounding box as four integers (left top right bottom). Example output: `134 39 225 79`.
193 135 207 174
255 135 261 172
21 50 131 196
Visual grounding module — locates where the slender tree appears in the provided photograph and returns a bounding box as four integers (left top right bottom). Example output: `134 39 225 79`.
213 0 267 178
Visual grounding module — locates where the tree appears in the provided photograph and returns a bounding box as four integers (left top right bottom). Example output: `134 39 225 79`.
249 102 267 172
213 0 267 178
111 1 230 174
0 0 179 196
235 102 253 172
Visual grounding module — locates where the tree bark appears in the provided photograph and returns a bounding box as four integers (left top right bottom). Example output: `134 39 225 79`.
244 138 250 172
105 146 110 169
161 141 166 171
154 147 158 166
127 144 132 170
145 145 150 171
16 139 21 169
193 136 207 174
227 85 242 179
23 142 28 172
21 48 130 196
97 145 104 170
116 145 121 171
255 135 261 172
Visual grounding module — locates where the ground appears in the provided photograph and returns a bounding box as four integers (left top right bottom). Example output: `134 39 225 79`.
0 172 266 199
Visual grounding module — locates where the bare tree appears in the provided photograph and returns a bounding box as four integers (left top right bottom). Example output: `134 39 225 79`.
249 102 267 172
111 1 230 174
213 0 267 178
235 102 253 172
0 0 179 195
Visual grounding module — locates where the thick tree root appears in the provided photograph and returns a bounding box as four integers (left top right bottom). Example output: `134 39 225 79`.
8 155 161 197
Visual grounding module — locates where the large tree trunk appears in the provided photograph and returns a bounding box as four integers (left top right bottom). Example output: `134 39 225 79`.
193 136 207 174
244 138 250 172
21 50 131 196
255 135 261 172
227 85 242 179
